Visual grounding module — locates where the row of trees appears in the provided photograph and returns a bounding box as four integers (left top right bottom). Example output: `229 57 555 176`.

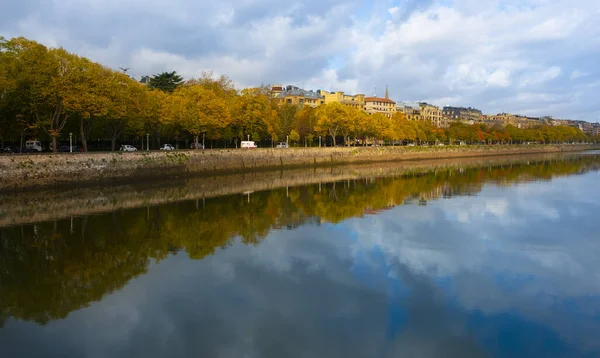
1 37 598 152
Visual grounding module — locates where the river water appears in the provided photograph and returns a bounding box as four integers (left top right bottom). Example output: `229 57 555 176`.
1 152 600 358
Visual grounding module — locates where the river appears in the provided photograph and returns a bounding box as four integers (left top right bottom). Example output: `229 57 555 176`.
1 151 600 357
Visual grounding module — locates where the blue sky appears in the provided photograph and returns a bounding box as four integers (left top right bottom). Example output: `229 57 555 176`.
1 0 599 122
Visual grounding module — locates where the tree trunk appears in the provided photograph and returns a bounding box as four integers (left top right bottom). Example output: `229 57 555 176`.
52 136 58 153
80 118 88 152
194 135 199 150
111 136 117 152
155 133 161 148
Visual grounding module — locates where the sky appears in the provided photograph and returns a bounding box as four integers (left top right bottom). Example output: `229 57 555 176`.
1 0 599 122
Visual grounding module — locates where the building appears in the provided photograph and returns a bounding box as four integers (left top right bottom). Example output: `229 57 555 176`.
364 97 396 118
319 90 365 110
397 101 422 121
274 85 325 107
442 106 483 123
420 103 445 127
363 86 396 118
270 84 284 98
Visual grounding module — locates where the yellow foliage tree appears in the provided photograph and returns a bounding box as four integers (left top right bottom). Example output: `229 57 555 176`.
164 84 230 149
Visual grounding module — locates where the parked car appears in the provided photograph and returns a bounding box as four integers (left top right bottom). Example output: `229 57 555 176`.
160 144 175 151
2 146 20 153
437 143 445 146
59 145 81 152
190 142 204 149
241 141 257 148
25 140 43 152
120 144 137 152
276 142 289 148
407 143 415 147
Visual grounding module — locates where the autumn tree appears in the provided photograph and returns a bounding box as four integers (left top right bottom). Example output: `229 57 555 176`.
63 58 110 152
315 102 350 146
277 103 297 141
164 83 230 150
0 37 19 148
289 129 300 146
234 87 277 144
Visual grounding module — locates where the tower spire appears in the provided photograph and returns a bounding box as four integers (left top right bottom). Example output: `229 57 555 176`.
385 84 389 99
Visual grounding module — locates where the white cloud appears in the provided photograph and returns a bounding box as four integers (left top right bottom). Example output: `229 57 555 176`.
570 70 588 79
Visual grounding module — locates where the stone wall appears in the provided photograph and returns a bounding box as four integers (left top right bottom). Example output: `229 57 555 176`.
0 152 584 227
0 144 597 190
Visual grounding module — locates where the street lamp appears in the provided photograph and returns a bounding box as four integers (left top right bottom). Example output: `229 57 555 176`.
69 132 73 153
146 133 149 151
202 133 205 150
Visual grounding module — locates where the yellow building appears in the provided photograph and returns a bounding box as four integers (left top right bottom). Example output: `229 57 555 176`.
363 86 396 118
419 103 445 127
273 85 324 107
364 97 396 118
319 90 365 109
486 113 544 128
270 84 284 98
397 102 422 121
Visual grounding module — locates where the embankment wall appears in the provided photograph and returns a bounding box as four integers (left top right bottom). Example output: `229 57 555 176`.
0 144 597 190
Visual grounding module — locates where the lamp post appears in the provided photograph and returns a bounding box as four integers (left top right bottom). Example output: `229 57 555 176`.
247 134 250 141
202 133 205 150
286 135 289 147
146 133 149 151
319 136 321 147
69 132 73 153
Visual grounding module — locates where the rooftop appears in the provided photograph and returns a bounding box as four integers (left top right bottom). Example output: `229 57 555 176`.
364 97 396 104
277 85 323 99
397 101 421 110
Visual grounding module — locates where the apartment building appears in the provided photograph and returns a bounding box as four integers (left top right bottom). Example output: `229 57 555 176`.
364 88 396 118
273 85 325 107
420 103 445 127
397 101 422 121
442 106 483 123
319 90 365 110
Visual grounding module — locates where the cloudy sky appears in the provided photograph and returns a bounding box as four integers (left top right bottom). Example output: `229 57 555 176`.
1 0 599 121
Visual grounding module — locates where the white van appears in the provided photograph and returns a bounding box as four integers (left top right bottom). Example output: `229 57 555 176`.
25 140 43 152
240 141 257 148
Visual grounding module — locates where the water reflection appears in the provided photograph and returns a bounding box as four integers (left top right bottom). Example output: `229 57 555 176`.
1 154 600 357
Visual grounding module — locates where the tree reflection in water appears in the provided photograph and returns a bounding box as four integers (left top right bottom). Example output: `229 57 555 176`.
1 155 599 326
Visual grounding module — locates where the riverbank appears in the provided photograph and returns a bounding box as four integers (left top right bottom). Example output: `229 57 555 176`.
2 152 600 227
0 144 597 190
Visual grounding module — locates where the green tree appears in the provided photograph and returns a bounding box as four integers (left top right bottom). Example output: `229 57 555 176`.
147 71 183 93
